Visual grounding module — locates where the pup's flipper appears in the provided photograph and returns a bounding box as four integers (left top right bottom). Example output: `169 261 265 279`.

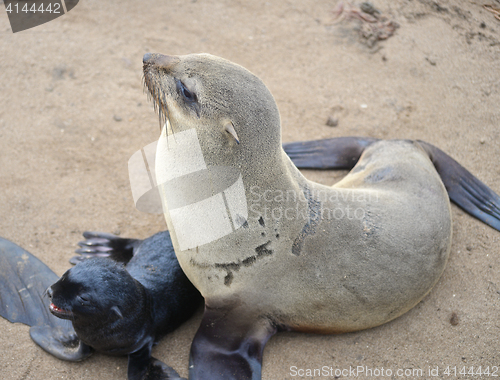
0 236 61 327
72 231 142 265
0 237 89 361
128 344 185 380
283 137 378 169
29 326 93 361
418 141 500 232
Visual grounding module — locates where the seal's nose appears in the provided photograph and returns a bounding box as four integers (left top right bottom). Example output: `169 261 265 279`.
143 53 180 71
46 286 53 300
143 53 152 63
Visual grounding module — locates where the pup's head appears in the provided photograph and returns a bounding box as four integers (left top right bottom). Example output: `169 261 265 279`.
47 258 141 323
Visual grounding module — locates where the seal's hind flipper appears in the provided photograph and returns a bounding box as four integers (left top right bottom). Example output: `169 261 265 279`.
29 326 93 361
283 137 378 170
72 231 142 265
418 141 500 232
0 237 83 358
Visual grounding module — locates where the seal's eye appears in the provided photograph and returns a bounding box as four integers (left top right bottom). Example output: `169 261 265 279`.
177 80 197 103
77 295 90 306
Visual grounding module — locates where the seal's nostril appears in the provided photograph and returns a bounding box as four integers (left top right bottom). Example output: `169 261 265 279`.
143 53 152 64
46 286 53 299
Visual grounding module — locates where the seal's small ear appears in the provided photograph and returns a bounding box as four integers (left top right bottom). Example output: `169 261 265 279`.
224 122 240 145
111 306 123 319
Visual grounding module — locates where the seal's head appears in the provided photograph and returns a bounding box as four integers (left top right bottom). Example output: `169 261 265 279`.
143 53 282 164
47 258 142 323
47 258 151 353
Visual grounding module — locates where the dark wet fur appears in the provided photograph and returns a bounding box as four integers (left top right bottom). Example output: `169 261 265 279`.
50 231 201 359
49 259 150 354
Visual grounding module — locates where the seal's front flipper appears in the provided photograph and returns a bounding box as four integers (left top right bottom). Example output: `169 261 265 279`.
147 359 186 380
283 137 378 170
418 141 500 232
189 307 278 380
71 231 142 265
0 237 62 327
128 344 185 380
29 326 93 361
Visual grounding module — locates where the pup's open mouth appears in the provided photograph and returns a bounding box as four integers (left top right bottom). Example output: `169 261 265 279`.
49 303 74 320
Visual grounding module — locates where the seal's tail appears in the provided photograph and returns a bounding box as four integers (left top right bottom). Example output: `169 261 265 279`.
283 137 500 232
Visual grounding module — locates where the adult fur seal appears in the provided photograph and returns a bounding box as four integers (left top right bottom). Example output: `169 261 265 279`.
141 53 500 380
0 231 202 380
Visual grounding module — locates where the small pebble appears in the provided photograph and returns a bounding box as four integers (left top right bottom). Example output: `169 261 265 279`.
114 115 123 122
450 312 459 326
360 2 380 16
52 66 67 80
326 116 339 127
480 137 486 144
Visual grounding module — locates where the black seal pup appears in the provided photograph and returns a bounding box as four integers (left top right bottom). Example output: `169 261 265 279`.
0 231 202 380
47 230 201 380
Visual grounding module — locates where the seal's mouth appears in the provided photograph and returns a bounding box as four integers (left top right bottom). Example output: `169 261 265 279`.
49 303 74 320
143 64 170 131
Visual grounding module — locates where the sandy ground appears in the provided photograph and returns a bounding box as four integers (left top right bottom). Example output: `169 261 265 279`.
0 0 499 379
